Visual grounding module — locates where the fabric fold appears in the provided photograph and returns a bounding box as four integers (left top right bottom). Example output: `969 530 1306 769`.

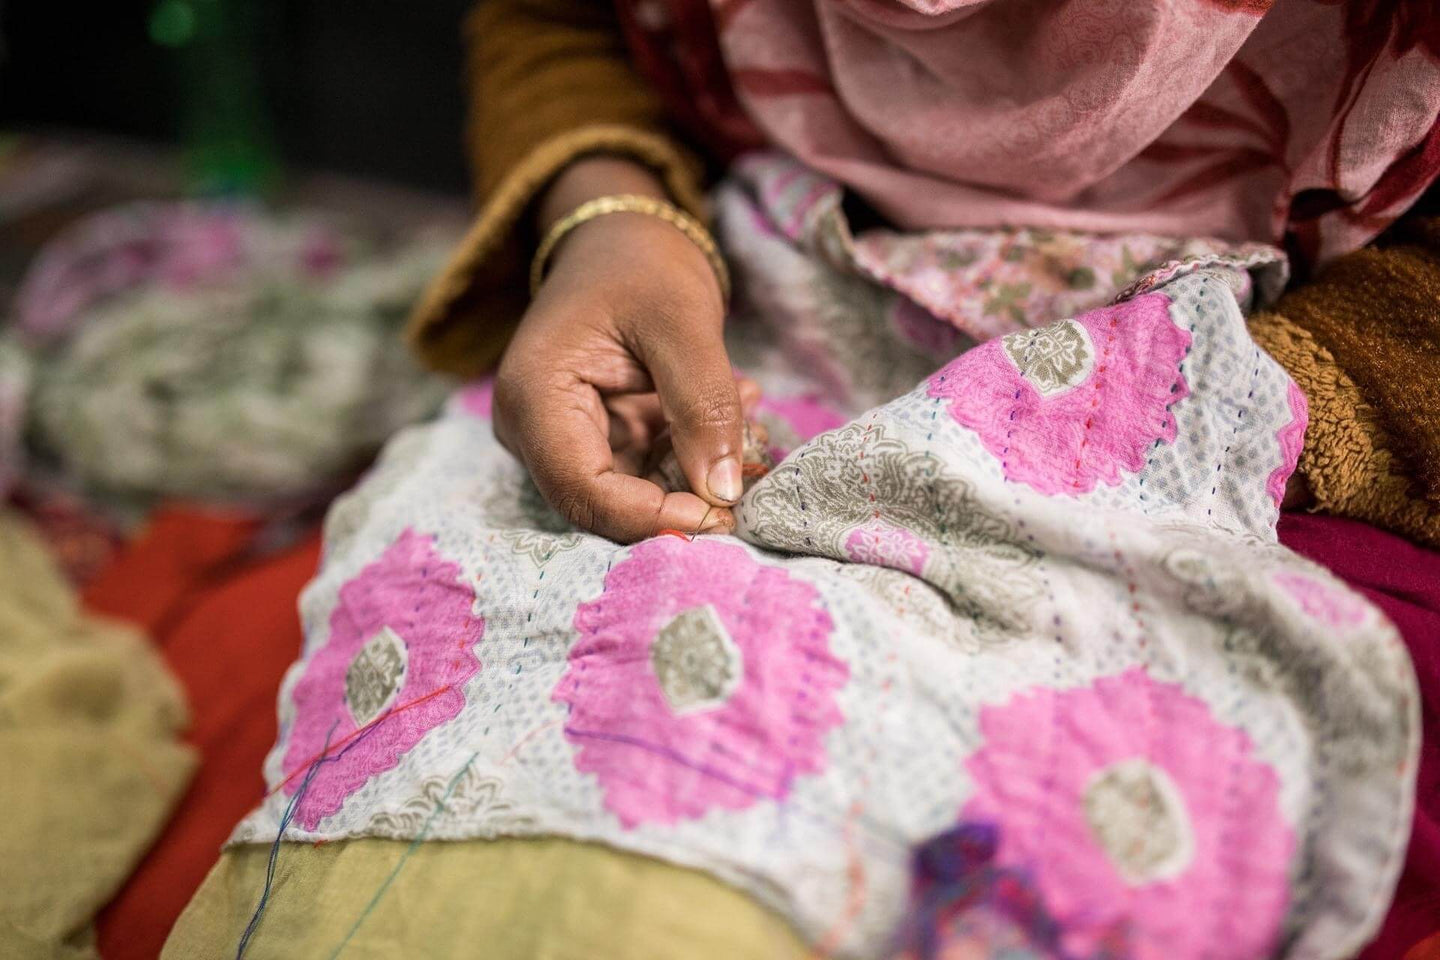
0 511 196 959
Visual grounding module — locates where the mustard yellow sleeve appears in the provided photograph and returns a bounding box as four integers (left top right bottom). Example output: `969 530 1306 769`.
405 0 707 378
1248 214 1440 546
1249 310 1440 549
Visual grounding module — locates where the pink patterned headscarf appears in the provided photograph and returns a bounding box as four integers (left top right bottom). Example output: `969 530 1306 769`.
620 0 1440 266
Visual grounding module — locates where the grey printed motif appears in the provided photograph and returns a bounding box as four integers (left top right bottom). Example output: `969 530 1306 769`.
1159 545 1254 619
1221 622 1410 777
1084 760 1194 884
480 467 584 567
480 468 570 532
837 564 1007 653
345 626 407 727
1002 319 1094 397
364 764 536 838
651 605 743 714
1151 520 1287 616
1152 525 1412 776
740 420 1040 633
496 530 585 568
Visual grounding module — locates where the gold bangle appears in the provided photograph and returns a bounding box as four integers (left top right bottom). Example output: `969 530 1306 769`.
529 194 730 303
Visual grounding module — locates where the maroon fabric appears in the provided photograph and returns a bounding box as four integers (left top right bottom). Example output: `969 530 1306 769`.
614 0 766 163
1278 512 1440 959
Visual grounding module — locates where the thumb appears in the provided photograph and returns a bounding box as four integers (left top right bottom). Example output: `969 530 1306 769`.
646 327 745 506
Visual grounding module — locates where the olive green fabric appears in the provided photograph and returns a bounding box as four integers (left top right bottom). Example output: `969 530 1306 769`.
0 511 195 959
165 835 807 960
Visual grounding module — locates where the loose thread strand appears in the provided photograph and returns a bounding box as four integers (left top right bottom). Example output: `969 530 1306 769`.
267 686 451 797
657 503 719 542
238 714 391 959
326 753 479 960
237 719 338 959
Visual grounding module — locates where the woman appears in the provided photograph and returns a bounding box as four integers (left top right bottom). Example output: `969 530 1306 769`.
407 0 1440 547
166 3 1438 958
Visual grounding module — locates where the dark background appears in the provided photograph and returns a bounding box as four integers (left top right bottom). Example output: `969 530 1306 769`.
0 0 473 194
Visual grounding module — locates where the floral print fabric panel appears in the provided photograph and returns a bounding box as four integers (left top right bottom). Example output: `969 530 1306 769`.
960 669 1292 960
235 163 1418 960
280 529 484 830
729 152 1290 351
555 537 846 827
927 294 1192 496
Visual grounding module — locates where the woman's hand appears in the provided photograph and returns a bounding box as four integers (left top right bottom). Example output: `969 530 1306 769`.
492 156 748 542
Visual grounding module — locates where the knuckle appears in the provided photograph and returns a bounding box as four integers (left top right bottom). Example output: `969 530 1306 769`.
550 484 599 532
674 384 742 431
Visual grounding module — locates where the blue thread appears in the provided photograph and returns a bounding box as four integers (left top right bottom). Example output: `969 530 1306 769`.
236 720 338 959
237 713 391 959
326 753 479 959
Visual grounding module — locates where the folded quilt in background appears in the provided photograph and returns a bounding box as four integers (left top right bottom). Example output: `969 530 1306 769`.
1 202 457 524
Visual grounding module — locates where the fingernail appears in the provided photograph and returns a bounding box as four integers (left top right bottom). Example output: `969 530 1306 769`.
707 457 742 503
700 512 734 534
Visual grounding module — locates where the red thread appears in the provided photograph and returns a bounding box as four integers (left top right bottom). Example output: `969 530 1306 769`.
268 685 454 796
808 800 868 959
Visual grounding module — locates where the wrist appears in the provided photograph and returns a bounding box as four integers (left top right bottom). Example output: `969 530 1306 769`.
538 156 668 232
556 209 725 308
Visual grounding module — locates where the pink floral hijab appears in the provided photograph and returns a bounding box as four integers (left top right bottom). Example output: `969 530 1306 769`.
619 0 1440 266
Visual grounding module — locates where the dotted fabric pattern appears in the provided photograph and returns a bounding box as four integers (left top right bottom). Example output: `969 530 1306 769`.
232 162 1418 960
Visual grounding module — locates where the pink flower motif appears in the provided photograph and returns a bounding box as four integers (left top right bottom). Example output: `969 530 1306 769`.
553 537 848 828
961 668 1294 960
927 294 1192 496
844 519 929 575
1266 381 1308 507
756 392 847 460
454 377 494 419
282 529 484 830
1273 570 1368 628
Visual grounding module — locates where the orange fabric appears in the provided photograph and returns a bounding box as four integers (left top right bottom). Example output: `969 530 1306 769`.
1408 932 1440 960
81 507 320 960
